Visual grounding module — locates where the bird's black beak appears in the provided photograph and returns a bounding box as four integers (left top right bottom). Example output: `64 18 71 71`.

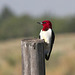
37 22 43 24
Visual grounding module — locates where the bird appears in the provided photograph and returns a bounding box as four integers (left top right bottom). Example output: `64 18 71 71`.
37 20 55 60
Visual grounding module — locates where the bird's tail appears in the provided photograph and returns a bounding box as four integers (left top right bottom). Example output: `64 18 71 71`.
45 52 50 60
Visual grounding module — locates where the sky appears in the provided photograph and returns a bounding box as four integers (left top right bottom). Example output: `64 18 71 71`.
0 0 75 17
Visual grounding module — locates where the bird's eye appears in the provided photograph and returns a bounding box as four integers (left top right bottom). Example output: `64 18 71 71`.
43 22 46 24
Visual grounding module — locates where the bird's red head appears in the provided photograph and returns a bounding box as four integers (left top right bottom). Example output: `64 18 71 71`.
37 20 52 31
42 20 52 31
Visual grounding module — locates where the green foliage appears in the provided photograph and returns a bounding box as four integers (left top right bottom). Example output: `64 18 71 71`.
1 7 14 20
0 7 75 40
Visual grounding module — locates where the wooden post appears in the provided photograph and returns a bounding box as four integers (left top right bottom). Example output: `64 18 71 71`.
21 38 45 75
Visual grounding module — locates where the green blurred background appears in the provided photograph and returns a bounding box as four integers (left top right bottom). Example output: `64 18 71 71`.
0 0 75 75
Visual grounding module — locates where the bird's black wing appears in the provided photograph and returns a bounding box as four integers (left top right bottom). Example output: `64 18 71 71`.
39 35 40 39
50 30 55 52
45 30 55 60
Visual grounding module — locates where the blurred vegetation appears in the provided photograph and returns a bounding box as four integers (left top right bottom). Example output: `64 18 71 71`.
0 6 75 75
0 7 75 40
0 34 75 75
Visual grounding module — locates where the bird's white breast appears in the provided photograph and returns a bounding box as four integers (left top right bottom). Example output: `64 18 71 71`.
40 29 52 44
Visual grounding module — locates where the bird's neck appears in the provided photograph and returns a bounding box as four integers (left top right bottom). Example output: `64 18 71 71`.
42 26 52 31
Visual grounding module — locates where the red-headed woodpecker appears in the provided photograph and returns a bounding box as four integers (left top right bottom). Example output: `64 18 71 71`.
37 20 55 60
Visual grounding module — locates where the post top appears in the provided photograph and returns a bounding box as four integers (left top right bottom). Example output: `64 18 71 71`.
22 38 44 43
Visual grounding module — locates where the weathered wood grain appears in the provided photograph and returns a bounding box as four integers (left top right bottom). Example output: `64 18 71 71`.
21 39 45 75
